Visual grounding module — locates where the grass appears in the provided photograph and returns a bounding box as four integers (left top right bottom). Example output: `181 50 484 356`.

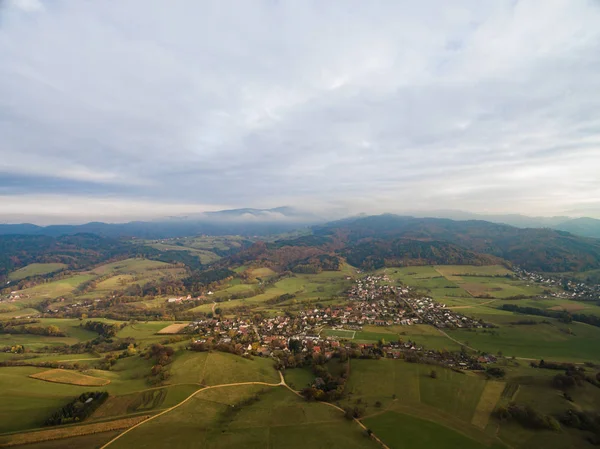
363 412 493 449
191 270 354 313
446 316 600 362
91 384 199 420
116 321 176 341
471 381 505 429
90 258 177 276
377 265 545 302
0 333 88 351
418 366 487 422
0 430 122 449
499 298 600 317
350 324 463 351
8 264 67 281
0 416 148 447
323 329 356 339
0 366 96 433
156 323 189 334
145 243 219 264
283 367 314 390
343 358 504 446
29 369 110 386
247 267 276 278
14 274 97 306
434 265 513 277
168 351 279 386
109 385 379 449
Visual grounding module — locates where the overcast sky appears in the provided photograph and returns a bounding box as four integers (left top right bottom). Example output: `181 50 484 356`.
1 0 599 224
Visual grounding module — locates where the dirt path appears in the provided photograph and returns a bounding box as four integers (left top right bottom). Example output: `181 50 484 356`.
101 371 389 449
211 301 216 313
100 377 285 449
280 378 390 449
435 327 478 352
448 299 497 309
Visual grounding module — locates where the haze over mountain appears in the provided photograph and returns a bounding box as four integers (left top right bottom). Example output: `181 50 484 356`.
3 207 600 240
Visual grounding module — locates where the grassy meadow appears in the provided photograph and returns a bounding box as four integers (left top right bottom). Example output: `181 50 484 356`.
109 385 379 449
191 266 356 314
8 263 67 281
0 258 187 318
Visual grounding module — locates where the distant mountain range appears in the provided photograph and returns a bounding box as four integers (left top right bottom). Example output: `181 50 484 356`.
311 214 600 272
0 207 323 239
1 207 600 240
223 214 600 273
2 213 600 276
397 210 600 239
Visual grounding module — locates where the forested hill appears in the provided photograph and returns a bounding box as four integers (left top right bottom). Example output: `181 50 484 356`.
312 215 600 272
0 234 208 278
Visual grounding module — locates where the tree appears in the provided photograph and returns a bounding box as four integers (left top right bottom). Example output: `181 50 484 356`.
288 339 302 354
47 325 61 336
126 343 137 356
430 369 438 379
486 367 506 378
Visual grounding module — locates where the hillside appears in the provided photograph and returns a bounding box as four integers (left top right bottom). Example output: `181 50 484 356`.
341 239 501 270
312 215 600 272
0 234 218 279
555 217 600 239
0 234 139 278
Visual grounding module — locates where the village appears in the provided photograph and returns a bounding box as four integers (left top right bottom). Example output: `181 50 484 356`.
185 275 492 370
513 266 600 300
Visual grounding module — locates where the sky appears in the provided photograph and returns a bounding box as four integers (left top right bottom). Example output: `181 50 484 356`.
1 0 600 224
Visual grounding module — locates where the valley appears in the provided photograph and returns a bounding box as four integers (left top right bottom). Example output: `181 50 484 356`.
0 216 599 448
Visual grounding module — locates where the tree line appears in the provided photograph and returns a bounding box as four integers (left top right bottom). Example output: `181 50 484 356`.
45 391 108 426
501 304 600 328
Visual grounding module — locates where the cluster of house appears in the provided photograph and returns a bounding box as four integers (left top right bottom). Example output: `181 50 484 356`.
347 275 406 300
184 275 491 361
401 296 487 329
189 318 496 370
514 267 600 300
348 275 485 329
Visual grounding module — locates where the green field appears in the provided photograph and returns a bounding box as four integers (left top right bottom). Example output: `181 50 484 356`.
8 263 68 281
363 412 494 449
323 329 356 339
137 236 247 265
12 274 96 305
109 385 379 449
446 315 600 362
322 324 463 352
168 351 279 386
0 431 122 449
283 367 314 390
342 358 507 447
0 366 95 433
378 265 545 302
192 268 355 314
1 258 188 316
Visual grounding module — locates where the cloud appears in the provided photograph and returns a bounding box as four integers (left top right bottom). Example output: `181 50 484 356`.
0 194 227 225
1 0 599 223
7 0 44 13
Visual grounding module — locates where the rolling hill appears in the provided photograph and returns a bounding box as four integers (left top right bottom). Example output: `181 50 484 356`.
313 215 600 272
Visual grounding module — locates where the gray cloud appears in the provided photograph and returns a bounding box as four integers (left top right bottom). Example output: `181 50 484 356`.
1 0 599 223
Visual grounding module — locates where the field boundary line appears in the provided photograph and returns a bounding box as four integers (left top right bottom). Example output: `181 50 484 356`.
100 376 285 449
471 381 505 429
29 368 111 387
0 416 150 448
280 378 390 449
